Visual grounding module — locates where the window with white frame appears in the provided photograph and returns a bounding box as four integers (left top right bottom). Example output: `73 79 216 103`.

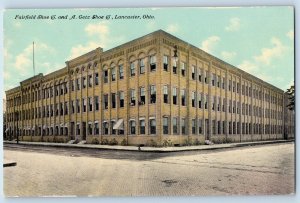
130 62 135 76
119 91 124 108
150 85 156 104
139 58 145 74
140 87 145 105
150 118 156 134
163 55 168 71
163 85 168 104
150 55 156 71
119 64 124 79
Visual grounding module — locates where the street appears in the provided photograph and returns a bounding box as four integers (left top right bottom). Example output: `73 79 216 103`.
3 143 295 196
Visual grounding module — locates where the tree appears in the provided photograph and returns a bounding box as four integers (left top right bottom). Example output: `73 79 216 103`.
286 82 295 111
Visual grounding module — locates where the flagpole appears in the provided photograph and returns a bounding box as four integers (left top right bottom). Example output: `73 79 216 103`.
33 41 35 76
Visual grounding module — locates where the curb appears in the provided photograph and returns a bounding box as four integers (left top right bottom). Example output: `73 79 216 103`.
4 139 294 153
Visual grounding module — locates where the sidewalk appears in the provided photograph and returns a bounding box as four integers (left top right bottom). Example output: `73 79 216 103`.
3 139 294 153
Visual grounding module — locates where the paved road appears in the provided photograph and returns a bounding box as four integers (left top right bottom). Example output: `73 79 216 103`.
3 143 295 196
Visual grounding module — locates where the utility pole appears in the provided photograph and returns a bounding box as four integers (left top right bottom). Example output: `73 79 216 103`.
33 41 35 76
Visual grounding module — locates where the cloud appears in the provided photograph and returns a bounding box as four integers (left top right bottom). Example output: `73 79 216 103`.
286 30 294 40
254 37 287 65
200 36 220 53
85 21 109 36
238 60 258 73
166 23 179 33
69 21 124 59
225 17 241 32
221 51 236 61
69 42 99 59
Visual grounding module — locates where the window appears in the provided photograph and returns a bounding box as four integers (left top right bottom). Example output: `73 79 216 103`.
198 119 203 134
212 96 215 111
82 77 86 89
119 91 124 108
130 62 135 76
103 122 109 135
233 101 236 113
95 73 99 85
71 80 74 91
139 87 146 105
217 97 221 111
212 120 216 135
56 85 59 96
130 89 136 106
198 93 202 108
64 102 68 115
192 119 196 134
76 123 80 135
212 73 215 86
172 117 178 134
104 94 108 109
94 122 99 135
104 70 108 83
88 97 93 111
163 85 168 104
217 76 221 88
60 84 64 95
205 71 208 84
192 91 196 107
233 81 236 92
95 96 99 111
173 87 177 105
88 75 93 87
191 66 195 80
111 67 116 81
229 121 232 134
130 120 136 134
173 62 177 74
163 55 168 71
88 122 93 135
181 118 186 135
218 121 221 134
233 122 236 134
76 78 80 90
222 77 225 89
139 59 145 74
198 68 202 82
111 93 116 108
140 119 145 134
150 118 156 134
228 100 232 113
119 64 124 79
223 121 226 134
150 55 156 71
181 62 186 76
228 80 232 91
163 117 169 134
150 85 156 104
111 121 116 135
82 98 86 113
181 89 186 106
76 99 80 113
237 83 240 93
205 94 208 109
242 84 245 95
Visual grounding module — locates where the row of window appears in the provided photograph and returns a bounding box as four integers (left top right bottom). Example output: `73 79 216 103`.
7 118 283 136
6 88 283 122
6 54 282 107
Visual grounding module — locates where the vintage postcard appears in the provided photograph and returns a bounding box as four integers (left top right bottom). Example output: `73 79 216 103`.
3 7 295 197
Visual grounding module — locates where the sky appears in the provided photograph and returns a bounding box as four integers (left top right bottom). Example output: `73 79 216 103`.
3 7 294 97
